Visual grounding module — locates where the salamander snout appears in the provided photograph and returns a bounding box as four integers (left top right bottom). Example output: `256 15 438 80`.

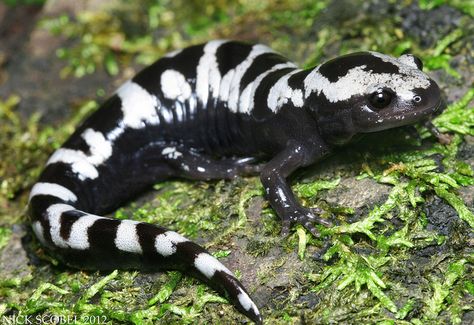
410 79 444 115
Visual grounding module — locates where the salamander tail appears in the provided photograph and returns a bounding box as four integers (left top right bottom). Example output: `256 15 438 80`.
29 184 262 323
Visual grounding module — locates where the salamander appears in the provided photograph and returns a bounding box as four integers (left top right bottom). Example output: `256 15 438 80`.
28 40 444 323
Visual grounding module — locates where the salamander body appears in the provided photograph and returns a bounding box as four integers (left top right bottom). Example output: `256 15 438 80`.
29 40 443 323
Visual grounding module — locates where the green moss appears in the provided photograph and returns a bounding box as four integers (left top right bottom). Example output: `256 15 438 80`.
419 0 474 17
434 88 474 135
1 1 473 324
38 0 334 78
0 227 12 251
2 0 45 6
396 299 415 319
294 177 340 198
424 259 467 319
423 28 464 78
147 271 182 306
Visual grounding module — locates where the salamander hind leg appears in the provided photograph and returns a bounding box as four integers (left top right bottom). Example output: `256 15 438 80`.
160 145 262 180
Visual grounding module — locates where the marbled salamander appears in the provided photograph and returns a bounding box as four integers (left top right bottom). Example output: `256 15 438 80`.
29 40 443 323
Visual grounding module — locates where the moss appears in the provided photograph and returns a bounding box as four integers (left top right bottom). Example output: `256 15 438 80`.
1 0 474 324
2 0 45 6
419 0 474 17
423 28 464 78
0 227 12 251
38 0 333 78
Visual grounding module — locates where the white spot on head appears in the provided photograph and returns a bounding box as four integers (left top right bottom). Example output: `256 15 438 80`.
154 231 188 256
194 252 232 279
29 183 77 203
370 52 419 75
197 166 206 173
161 69 192 101
277 188 285 201
196 40 228 105
82 128 113 165
115 220 142 254
47 149 98 180
304 61 430 103
117 81 160 129
398 54 419 69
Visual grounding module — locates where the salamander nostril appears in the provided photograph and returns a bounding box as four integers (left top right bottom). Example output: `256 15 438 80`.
413 95 422 104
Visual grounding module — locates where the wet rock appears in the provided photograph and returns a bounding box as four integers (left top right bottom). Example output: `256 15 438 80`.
400 4 463 48
0 224 32 279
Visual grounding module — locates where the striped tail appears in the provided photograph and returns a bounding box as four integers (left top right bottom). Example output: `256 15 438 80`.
28 182 262 324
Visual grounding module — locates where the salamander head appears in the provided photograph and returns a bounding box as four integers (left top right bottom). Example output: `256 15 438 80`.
304 51 443 145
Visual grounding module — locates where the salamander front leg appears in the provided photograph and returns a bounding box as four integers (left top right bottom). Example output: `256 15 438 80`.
260 143 332 236
424 120 452 144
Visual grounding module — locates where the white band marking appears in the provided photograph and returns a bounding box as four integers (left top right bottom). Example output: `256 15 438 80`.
81 128 113 165
193 252 232 279
117 81 160 129
29 182 77 203
115 220 143 254
196 40 227 106
238 62 297 114
154 231 189 256
47 149 98 180
47 203 75 248
161 69 192 101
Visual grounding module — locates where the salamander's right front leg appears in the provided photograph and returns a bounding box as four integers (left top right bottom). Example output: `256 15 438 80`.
260 142 332 236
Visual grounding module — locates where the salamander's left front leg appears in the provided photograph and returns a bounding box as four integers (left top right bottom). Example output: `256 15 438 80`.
260 142 332 236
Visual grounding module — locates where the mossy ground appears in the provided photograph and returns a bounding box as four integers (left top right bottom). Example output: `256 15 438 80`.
0 0 473 324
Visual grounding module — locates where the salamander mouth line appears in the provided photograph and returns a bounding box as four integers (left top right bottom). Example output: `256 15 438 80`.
365 98 445 132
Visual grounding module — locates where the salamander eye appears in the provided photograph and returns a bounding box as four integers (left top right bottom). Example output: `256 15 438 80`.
413 95 422 103
369 89 393 109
